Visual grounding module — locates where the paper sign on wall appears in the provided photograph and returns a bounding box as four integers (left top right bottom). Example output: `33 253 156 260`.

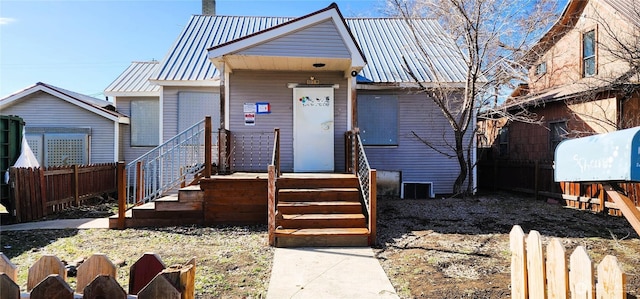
256 102 271 114
244 103 256 113
245 113 255 126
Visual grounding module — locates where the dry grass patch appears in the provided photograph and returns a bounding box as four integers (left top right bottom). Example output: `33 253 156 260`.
1 225 273 298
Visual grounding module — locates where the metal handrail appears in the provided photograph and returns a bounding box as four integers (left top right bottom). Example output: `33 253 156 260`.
353 132 372 213
347 129 377 244
123 117 216 209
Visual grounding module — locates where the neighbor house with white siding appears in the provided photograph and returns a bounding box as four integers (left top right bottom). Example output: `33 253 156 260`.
0 82 129 166
105 3 473 198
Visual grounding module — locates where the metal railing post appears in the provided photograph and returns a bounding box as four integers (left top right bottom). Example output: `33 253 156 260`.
204 116 212 178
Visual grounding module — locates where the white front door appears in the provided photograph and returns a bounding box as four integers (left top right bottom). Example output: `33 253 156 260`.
293 87 334 172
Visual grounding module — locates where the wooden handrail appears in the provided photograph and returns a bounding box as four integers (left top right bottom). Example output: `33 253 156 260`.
271 128 280 178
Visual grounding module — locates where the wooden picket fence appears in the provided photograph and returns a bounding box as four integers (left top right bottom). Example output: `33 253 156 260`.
510 225 627 298
0 252 194 299
8 163 117 223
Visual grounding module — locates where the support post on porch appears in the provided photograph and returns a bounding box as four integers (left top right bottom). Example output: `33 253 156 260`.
267 165 276 246
116 162 126 229
204 116 212 178
369 169 377 246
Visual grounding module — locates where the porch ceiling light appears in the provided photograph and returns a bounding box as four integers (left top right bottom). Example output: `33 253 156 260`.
313 63 326 68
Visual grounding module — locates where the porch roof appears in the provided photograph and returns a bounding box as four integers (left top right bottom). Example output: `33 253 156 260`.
207 3 366 76
150 4 467 86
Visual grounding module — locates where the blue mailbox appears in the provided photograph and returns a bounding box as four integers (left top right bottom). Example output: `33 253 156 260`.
554 126 640 182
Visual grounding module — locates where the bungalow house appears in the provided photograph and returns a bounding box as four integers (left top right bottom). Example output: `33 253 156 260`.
477 0 639 200
0 82 129 167
105 3 473 245
105 2 473 198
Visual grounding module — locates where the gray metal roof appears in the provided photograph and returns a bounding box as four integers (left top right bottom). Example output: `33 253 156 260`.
105 61 160 95
152 15 468 84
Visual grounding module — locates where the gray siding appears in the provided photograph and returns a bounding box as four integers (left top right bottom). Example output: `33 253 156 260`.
229 70 348 172
238 20 350 58
116 96 159 163
162 86 220 142
358 90 467 195
3 91 116 163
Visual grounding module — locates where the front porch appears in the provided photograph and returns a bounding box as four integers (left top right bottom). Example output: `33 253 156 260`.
110 119 377 247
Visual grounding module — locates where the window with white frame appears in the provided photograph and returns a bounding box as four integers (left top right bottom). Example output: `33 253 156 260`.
131 99 159 146
582 29 596 77
357 95 398 146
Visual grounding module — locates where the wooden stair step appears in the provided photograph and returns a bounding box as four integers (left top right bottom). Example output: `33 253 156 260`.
274 228 369 247
177 185 204 202
278 188 360 202
278 213 366 228
277 176 359 189
277 201 362 214
154 195 203 212
131 203 203 219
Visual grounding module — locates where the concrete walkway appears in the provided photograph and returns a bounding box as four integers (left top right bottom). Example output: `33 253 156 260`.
2 219 399 298
267 247 399 299
0 218 109 231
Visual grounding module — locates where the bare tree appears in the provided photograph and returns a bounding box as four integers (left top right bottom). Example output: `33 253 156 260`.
387 0 558 195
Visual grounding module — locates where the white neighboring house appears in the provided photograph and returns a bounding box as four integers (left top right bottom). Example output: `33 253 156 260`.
0 82 130 166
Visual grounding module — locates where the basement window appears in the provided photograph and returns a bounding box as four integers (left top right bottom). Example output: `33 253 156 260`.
401 182 434 199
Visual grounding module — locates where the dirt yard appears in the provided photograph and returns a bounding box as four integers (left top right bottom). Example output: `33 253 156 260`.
1 191 639 298
375 192 640 298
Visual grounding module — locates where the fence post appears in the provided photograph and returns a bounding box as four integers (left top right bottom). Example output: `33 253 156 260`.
39 167 46 218
546 238 568 299
117 162 126 229
510 225 527 299
73 165 80 206
569 246 594 299
596 255 626 298
526 230 546 298
204 116 212 178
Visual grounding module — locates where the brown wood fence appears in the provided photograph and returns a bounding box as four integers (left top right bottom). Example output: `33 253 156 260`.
510 225 627 298
478 160 640 216
0 252 194 299
8 163 117 223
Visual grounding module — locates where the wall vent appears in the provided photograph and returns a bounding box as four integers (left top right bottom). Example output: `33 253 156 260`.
401 182 434 199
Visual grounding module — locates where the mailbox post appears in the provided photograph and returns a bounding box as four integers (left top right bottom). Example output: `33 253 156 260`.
555 126 640 235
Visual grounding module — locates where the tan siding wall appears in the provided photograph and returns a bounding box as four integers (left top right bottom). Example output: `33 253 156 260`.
229 70 348 172
358 90 467 195
529 1 634 92
115 96 159 163
239 20 350 58
3 91 115 163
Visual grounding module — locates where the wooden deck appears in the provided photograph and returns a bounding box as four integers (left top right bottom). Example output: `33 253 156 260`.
110 172 371 247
